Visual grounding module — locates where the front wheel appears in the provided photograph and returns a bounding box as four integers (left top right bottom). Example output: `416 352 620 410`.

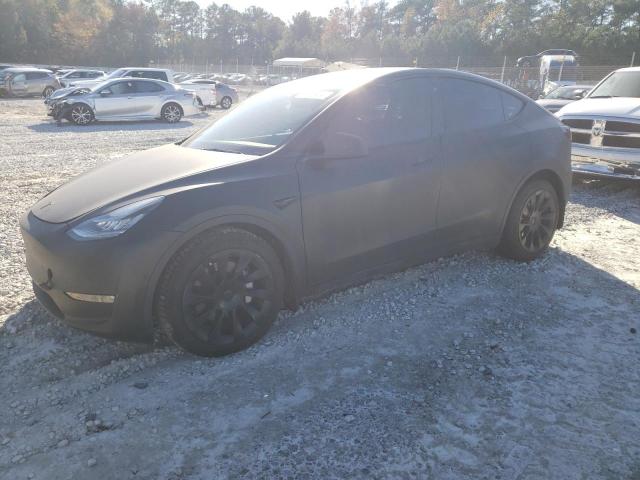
161 103 183 123
42 86 54 98
219 96 232 109
69 104 94 125
498 179 559 261
156 228 285 357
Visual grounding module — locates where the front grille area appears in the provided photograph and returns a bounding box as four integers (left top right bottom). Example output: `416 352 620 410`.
562 117 640 149
604 136 640 149
571 132 590 144
606 121 640 133
562 119 592 130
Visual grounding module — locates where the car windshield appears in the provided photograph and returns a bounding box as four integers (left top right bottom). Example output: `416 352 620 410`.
588 71 640 98
104 68 127 80
184 72 376 155
89 80 114 92
545 86 587 99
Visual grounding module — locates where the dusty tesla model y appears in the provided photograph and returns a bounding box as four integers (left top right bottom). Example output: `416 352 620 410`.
21 68 571 356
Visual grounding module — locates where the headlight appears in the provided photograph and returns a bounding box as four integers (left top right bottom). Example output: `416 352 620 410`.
68 196 164 240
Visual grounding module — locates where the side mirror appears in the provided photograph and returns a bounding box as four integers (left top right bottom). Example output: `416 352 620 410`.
572 91 585 100
538 94 544 99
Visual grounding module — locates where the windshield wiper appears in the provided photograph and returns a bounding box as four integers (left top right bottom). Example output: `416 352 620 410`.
589 95 615 98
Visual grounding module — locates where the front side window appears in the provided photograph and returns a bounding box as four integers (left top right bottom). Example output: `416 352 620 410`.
589 71 640 98
134 81 165 93
105 81 135 95
323 77 432 148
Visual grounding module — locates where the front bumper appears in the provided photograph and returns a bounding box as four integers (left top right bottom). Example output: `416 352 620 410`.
571 144 640 180
20 211 181 341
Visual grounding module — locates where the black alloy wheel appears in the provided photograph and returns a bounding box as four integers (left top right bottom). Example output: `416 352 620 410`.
156 228 284 356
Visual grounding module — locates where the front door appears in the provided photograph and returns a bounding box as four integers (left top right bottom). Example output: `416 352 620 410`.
94 80 138 118
298 76 443 287
10 73 27 95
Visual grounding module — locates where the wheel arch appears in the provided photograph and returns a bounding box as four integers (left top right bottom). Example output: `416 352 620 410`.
144 214 302 336
161 101 184 114
65 102 94 121
501 169 566 237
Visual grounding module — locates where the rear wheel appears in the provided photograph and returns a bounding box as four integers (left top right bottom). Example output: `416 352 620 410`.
161 103 183 123
220 96 232 109
69 103 94 125
156 228 284 357
498 179 559 261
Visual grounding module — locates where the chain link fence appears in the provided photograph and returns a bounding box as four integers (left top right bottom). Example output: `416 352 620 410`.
156 58 628 98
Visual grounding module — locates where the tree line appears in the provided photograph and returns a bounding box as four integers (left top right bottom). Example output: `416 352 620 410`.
0 0 638 68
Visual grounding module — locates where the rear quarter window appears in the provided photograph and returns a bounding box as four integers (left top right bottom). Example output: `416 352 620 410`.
501 92 525 120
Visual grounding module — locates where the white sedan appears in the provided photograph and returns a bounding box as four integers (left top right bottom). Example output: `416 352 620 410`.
180 79 239 109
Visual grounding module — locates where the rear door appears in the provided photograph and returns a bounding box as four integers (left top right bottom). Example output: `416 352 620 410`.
25 72 46 94
131 80 166 115
437 77 527 242
298 76 443 287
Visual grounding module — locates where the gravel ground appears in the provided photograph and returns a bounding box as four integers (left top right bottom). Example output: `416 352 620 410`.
1 98 639 480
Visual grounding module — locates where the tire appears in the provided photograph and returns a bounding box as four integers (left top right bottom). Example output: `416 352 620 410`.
497 179 559 262
161 103 183 123
69 103 94 125
42 86 54 98
220 96 232 109
156 227 285 357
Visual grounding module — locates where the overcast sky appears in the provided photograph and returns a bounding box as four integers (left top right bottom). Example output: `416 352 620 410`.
193 0 370 22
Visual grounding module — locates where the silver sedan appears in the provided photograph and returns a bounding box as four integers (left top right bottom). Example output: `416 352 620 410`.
45 78 204 125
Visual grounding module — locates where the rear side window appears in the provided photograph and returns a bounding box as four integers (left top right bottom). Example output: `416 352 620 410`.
134 81 165 93
444 78 504 132
26 72 47 80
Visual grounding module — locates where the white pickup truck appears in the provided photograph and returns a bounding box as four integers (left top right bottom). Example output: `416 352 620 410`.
556 66 640 180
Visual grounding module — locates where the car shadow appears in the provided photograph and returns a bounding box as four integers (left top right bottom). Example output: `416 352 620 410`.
27 119 199 133
1 247 638 368
571 177 640 225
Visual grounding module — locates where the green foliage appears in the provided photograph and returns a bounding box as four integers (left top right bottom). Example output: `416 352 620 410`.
0 0 637 67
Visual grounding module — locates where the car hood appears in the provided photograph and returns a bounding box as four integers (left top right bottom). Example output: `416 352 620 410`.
556 97 640 118
68 79 102 88
536 99 573 109
31 144 258 223
47 86 91 101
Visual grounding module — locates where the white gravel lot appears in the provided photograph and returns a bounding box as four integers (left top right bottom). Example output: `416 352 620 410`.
1 97 639 480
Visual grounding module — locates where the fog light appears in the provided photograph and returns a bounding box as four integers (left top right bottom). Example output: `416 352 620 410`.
66 292 115 303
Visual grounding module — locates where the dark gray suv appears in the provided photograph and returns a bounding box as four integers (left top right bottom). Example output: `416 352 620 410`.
21 68 571 356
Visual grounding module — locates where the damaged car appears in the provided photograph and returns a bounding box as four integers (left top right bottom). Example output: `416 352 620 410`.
44 78 204 125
